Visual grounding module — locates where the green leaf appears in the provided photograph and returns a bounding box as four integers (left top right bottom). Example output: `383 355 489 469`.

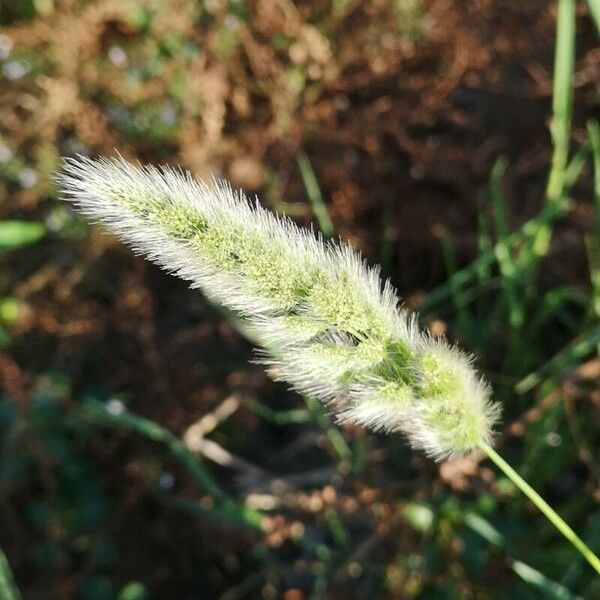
464 512 505 548
0 298 21 325
511 560 585 600
0 325 10 348
297 153 334 238
515 324 600 394
0 547 22 600
0 220 45 251
404 502 434 533
117 582 148 600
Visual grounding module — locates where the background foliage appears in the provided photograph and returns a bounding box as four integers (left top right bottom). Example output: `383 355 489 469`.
0 0 599 598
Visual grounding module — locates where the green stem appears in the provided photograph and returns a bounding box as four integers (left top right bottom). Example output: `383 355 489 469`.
547 0 576 203
533 0 576 257
478 441 600 576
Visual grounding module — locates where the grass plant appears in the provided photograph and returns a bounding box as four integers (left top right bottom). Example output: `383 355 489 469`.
58 153 600 577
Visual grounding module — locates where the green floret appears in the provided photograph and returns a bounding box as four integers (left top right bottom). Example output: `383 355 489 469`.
117 189 209 240
124 189 318 308
307 269 386 339
308 338 386 386
375 380 415 405
420 400 484 452
418 351 461 398
371 338 415 384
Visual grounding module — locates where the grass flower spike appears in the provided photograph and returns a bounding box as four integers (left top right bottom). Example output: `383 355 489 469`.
58 155 499 460
58 155 600 576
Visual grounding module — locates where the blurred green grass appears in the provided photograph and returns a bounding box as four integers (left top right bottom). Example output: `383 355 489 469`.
1 0 600 598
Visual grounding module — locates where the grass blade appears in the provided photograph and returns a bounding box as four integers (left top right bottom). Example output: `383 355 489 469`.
419 147 587 313
511 561 585 600
586 120 600 322
79 399 264 530
586 0 600 35
439 228 471 333
534 0 576 257
0 547 21 600
490 157 524 331
465 514 585 600
0 220 45 252
297 153 335 237
515 324 600 393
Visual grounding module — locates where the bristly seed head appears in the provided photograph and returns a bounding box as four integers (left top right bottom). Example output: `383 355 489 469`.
57 155 501 460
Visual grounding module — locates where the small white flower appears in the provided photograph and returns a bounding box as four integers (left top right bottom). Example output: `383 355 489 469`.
58 155 500 459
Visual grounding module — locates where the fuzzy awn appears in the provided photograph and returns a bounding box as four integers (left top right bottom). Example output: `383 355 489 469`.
58 155 600 575
58 155 499 460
